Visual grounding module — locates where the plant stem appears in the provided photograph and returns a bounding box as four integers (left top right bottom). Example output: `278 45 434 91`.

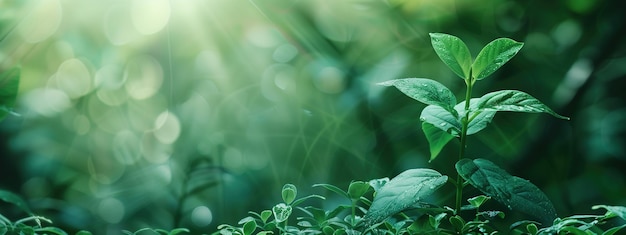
455 77 473 214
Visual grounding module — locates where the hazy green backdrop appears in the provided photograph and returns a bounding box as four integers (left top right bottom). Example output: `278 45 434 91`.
1 0 625 234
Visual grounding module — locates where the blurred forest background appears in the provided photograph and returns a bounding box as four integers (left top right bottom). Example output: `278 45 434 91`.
1 0 625 234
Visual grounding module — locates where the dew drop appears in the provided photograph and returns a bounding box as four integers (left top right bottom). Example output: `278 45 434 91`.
439 122 447 126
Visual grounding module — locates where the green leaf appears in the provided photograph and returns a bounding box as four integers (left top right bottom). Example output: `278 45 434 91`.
603 224 626 235
272 203 292 223
0 67 20 122
455 158 557 224
76 231 94 235
362 168 448 226
347 181 370 200
420 105 462 136
313 183 349 199
0 189 32 215
378 78 457 112
34 227 68 235
260 210 273 223
472 37 523 80
592 205 626 221
167 228 190 235
282 184 297 205
422 122 455 162
449 215 465 232
429 33 472 79
242 219 257 235
526 223 538 235
468 195 491 208
455 99 497 135
474 90 569 120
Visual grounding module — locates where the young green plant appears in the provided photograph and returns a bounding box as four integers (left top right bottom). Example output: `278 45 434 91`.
372 33 569 225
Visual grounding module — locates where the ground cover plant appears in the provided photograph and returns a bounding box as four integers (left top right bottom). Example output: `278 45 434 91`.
212 33 626 235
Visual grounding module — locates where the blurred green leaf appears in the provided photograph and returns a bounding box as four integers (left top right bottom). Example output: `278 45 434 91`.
429 33 472 80
468 195 491 208
0 67 20 121
347 181 370 200
0 189 32 215
362 168 448 226
313 184 349 199
282 184 297 205
242 219 257 235
75 230 94 235
455 158 557 224
603 224 626 235
472 38 523 80
592 205 626 221
35 227 68 235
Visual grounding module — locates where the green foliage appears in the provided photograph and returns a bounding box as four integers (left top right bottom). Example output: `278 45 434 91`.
361 168 447 226
214 32 626 235
0 67 20 121
456 158 556 224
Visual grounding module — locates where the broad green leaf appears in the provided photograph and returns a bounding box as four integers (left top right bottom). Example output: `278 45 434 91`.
34 227 68 235
362 168 448 226
474 90 569 120
282 184 297 204
429 33 472 79
422 122 454 162
242 219 257 235
472 38 523 80
0 189 32 215
347 181 370 200
0 67 20 121
76 231 94 235
455 99 497 135
592 205 626 221
378 78 457 112
260 210 273 223
420 105 461 136
468 195 491 208
455 158 557 224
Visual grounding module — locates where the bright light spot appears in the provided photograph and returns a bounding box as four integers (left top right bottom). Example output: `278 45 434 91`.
73 115 91 135
21 88 71 117
95 64 125 89
262 64 295 101
104 5 139 45
314 66 346 94
98 197 125 224
112 130 141 165
17 0 62 43
124 55 163 100
131 0 171 35
274 66 296 92
273 44 298 63
154 111 181 144
191 206 213 227
552 20 582 48
56 58 93 98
